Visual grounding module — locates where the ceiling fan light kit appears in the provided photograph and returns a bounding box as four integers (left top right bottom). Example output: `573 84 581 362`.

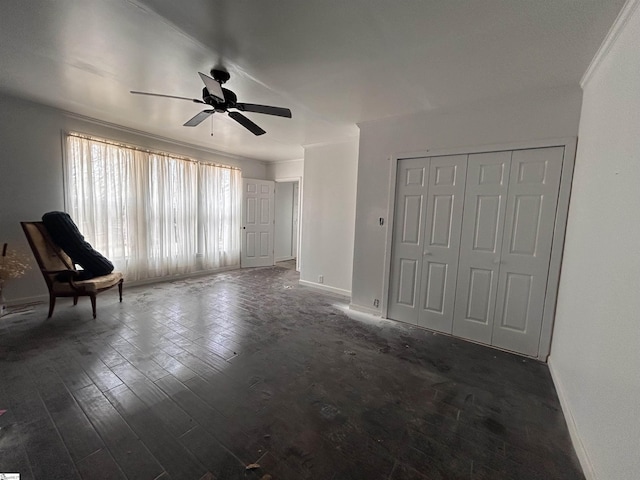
131 68 291 136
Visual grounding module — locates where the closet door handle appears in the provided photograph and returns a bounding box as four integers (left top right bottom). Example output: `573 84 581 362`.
423 250 432 256
492 257 502 265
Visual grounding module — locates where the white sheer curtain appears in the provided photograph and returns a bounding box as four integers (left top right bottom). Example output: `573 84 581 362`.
199 163 241 269
65 134 240 281
145 153 198 277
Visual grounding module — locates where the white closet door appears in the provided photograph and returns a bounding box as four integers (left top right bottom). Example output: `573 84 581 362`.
417 155 467 332
491 147 563 355
453 151 512 344
388 158 429 324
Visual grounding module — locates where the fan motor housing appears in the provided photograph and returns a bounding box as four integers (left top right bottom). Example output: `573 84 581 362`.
203 87 237 111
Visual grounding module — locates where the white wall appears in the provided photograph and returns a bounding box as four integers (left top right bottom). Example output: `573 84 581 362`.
351 86 583 312
274 181 295 261
300 139 358 295
0 93 267 303
549 2 640 479
266 159 303 180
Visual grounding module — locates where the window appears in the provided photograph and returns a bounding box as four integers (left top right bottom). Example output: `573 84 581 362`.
64 133 241 281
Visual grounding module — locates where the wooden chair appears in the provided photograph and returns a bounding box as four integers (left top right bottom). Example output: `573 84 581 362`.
21 222 123 318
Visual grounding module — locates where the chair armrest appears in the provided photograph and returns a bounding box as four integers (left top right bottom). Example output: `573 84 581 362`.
44 269 84 289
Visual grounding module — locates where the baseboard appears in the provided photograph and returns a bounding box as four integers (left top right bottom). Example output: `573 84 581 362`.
127 265 239 288
548 357 597 480
348 303 381 316
298 279 350 297
6 294 48 307
275 256 295 262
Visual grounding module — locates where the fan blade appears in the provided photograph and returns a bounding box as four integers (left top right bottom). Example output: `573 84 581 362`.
130 91 205 104
236 103 292 118
184 110 215 127
228 111 266 136
198 72 225 101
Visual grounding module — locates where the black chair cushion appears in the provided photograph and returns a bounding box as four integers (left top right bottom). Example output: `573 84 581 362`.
42 211 114 279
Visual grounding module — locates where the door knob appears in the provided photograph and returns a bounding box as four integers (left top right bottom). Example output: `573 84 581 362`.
423 250 432 256
492 257 502 265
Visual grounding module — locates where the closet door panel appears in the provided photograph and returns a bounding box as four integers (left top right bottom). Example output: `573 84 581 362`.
453 151 512 344
492 147 564 355
418 155 467 332
388 158 429 324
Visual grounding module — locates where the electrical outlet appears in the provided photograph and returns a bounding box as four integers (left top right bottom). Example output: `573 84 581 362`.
373 299 379 308
318 275 324 284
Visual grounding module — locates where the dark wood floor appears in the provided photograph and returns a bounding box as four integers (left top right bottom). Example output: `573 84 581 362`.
0 266 582 480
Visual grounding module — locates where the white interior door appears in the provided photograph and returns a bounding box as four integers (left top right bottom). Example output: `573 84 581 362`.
241 178 274 268
491 147 563 355
453 151 512 344
417 155 467 333
388 158 429 324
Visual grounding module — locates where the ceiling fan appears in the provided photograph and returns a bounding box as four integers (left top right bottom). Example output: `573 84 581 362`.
130 68 292 136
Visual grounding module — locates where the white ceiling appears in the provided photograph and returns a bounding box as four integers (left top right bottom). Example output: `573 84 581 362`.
0 0 625 162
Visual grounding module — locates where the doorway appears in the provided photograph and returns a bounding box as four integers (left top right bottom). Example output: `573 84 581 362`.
275 179 301 271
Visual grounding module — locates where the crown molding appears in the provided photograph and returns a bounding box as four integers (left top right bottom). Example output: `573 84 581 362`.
270 158 304 165
0 91 269 164
63 110 267 164
581 0 640 88
301 135 359 149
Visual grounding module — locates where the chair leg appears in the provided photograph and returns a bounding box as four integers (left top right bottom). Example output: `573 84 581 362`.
73 296 78 306
90 295 97 319
118 280 123 302
47 295 56 318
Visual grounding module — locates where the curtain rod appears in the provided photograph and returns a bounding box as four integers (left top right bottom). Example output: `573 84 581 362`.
67 132 241 171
